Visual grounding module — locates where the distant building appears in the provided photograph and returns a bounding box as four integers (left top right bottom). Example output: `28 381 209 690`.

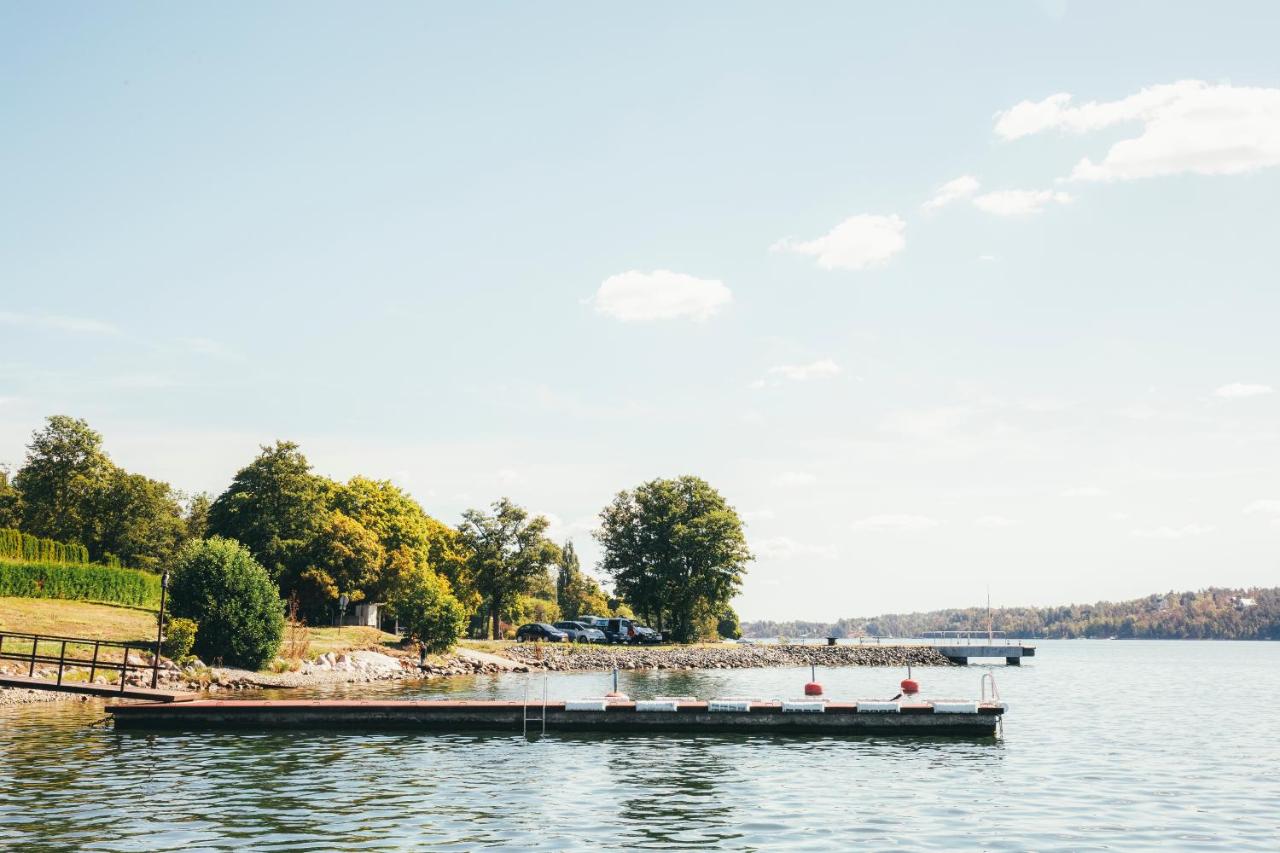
1234 597 1257 610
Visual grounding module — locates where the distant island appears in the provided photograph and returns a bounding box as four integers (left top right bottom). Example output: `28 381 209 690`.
743 587 1280 641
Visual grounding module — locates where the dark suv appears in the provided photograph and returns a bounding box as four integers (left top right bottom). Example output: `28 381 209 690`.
514 623 568 642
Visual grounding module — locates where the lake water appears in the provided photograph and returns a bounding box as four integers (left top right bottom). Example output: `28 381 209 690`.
2 640 1278 850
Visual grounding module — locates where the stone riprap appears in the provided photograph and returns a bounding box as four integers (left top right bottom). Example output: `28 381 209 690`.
497 643 954 672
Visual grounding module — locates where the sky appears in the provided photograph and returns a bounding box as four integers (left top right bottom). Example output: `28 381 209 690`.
3 2 1280 621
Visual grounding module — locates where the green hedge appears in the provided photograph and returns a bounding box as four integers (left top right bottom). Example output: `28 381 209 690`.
0 528 90 565
0 561 161 608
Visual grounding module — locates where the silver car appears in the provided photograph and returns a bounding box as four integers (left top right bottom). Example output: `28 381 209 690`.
554 620 608 643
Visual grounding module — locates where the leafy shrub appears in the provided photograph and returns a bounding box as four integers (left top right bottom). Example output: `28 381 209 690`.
168 537 284 670
388 566 466 654
0 527 89 564
161 616 198 663
0 561 160 607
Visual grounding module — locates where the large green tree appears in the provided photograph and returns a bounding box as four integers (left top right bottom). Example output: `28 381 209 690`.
295 510 385 620
12 416 188 566
14 416 112 547
206 441 332 583
458 498 559 639
88 468 187 571
595 475 752 643
332 476 474 606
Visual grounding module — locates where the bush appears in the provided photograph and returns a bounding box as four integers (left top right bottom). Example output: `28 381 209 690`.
388 566 466 654
161 616 198 663
0 560 160 607
168 537 284 670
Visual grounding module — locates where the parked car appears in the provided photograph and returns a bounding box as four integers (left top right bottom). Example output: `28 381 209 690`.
633 625 664 644
515 622 568 643
553 621 607 643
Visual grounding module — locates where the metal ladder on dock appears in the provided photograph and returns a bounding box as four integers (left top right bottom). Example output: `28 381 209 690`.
522 673 548 737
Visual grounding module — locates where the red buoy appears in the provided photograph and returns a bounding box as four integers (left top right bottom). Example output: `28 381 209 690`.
900 678 919 696
804 681 824 696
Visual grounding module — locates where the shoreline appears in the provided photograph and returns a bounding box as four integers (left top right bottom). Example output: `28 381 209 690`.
2 643 954 702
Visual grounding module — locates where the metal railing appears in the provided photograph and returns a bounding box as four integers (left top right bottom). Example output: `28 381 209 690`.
917 631 1018 645
0 631 159 694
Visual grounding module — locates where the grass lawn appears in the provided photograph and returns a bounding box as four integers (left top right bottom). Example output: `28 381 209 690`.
304 626 402 658
0 597 404 671
0 596 156 643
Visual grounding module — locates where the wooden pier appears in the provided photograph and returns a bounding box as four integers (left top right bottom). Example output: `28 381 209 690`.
0 630 196 703
109 698 1006 736
0 674 196 702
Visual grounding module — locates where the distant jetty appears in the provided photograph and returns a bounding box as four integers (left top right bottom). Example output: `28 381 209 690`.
498 643 955 672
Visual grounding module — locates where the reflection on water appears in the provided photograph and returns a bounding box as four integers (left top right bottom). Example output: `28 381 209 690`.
2 641 1279 850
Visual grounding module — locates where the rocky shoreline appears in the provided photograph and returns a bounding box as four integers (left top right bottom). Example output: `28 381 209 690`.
498 643 955 672
1 643 952 703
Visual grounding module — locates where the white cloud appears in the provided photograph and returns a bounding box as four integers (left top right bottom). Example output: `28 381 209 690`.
1213 383 1273 399
773 471 817 487
1243 500 1280 515
591 270 731 322
0 311 120 336
1131 524 1214 540
922 175 980 212
995 81 1280 182
753 536 838 560
852 514 940 531
975 515 1020 528
972 189 1072 216
771 214 906 271
978 254 998 262
752 359 841 388
1061 486 1108 498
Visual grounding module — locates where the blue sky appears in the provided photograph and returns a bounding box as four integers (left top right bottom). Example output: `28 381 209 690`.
4 2 1280 619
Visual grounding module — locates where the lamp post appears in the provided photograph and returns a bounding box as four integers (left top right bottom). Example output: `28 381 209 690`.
337 593 349 636
152 570 170 689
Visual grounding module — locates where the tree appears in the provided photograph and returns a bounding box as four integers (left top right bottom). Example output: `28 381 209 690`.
88 468 187 571
0 467 21 529
387 565 466 654
717 606 742 640
206 441 332 583
14 416 112 547
596 475 752 643
458 498 559 639
168 537 285 669
332 476 474 605
555 540 610 619
184 492 212 540
295 511 384 620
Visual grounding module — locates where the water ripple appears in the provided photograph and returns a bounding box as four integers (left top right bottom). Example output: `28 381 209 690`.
2 641 1279 850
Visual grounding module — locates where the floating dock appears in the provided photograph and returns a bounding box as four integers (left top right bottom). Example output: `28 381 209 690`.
934 644 1036 666
108 698 1006 736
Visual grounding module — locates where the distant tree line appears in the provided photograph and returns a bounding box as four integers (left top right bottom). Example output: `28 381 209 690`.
742 587 1280 641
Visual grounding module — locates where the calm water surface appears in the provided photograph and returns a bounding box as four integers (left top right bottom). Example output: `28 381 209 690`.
2 640 1278 850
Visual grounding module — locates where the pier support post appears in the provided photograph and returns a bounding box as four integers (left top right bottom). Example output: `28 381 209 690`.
946 656 967 666
1005 657 1021 666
